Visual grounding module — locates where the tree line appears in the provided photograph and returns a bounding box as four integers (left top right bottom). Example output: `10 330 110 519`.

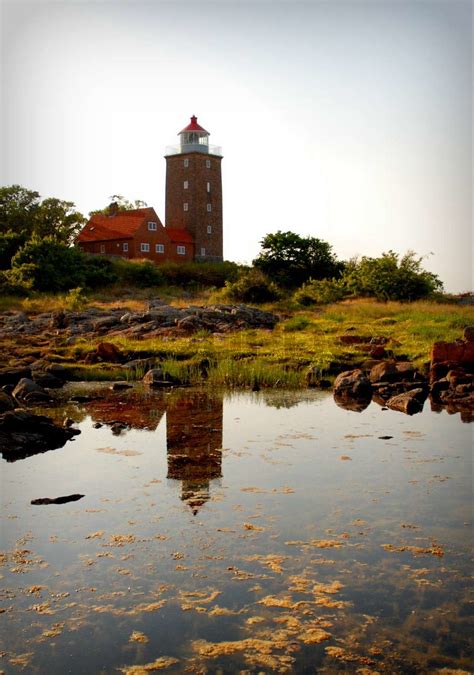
0 184 442 301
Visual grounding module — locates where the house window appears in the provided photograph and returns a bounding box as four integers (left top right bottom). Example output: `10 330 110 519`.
155 243 164 253
100 244 106 253
184 159 189 168
184 203 188 211
123 242 128 252
183 180 188 190
207 181 210 192
177 245 186 255
207 225 212 234
207 203 212 212
148 221 157 231
200 247 206 257
206 159 211 168
140 243 150 253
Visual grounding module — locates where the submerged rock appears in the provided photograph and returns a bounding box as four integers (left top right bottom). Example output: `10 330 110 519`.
386 388 428 415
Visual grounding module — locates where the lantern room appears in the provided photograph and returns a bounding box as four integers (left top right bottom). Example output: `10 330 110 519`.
179 115 210 154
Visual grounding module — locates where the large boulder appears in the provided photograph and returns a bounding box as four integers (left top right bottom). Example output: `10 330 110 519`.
0 409 81 461
96 342 124 363
0 391 15 413
12 378 51 404
143 368 179 387
369 361 417 383
0 366 32 386
333 369 372 398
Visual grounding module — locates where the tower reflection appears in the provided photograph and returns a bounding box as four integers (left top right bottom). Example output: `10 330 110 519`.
166 391 223 514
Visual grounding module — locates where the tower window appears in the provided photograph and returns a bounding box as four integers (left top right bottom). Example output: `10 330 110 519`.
183 180 188 189
156 244 164 253
100 244 106 253
207 182 210 192
206 159 211 168
177 245 186 255
207 225 212 234
207 203 212 212
123 242 129 252
148 221 157 231
200 247 206 257
184 203 188 211
184 159 189 168
140 243 150 253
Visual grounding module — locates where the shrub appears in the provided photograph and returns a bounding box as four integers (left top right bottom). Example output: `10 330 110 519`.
220 268 281 303
9 237 86 291
294 278 347 305
112 258 165 288
343 251 443 301
159 261 239 289
82 255 118 288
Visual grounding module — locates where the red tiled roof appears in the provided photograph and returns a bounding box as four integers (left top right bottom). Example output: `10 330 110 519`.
166 228 194 243
179 115 209 135
77 208 158 242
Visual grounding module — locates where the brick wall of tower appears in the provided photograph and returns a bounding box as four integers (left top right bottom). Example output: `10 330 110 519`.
165 152 223 262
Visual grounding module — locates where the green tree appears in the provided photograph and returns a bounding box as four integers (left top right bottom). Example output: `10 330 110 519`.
343 251 443 301
253 231 343 288
89 195 148 216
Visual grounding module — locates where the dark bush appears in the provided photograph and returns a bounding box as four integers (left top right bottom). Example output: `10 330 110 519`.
112 258 165 288
221 268 281 303
159 261 239 289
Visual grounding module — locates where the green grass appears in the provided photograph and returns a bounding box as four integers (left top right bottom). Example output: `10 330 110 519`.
2 296 473 388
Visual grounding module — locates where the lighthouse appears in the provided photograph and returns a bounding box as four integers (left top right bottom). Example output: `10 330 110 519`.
165 116 223 262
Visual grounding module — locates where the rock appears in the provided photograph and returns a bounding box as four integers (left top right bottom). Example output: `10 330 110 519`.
369 361 417 383
31 494 84 505
386 388 428 415
63 417 76 428
333 392 371 412
463 326 474 342
333 369 372 398
96 342 123 363
92 316 120 331
50 310 67 329
431 340 474 366
111 422 128 434
110 382 133 391
0 366 32 386
0 409 81 461
12 377 49 403
46 364 70 381
369 345 386 359
34 373 65 389
0 390 15 413
143 368 178 387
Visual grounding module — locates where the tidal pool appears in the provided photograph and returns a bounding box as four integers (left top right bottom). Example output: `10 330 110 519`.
1 386 472 674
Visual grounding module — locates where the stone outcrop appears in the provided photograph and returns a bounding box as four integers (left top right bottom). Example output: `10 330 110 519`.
386 388 428 415
333 369 372 399
0 409 81 461
429 327 474 418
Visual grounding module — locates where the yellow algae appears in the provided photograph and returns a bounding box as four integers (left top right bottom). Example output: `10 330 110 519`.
119 656 179 673
9 653 34 668
245 554 286 574
179 590 221 604
40 623 65 640
243 523 265 532
288 574 312 593
29 602 55 615
240 486 267 493
86 531 104 539
246 616 266 625
133 601 166 613
315 597 350 609
310 539 344 548
129 631 149 643
208 605 239 616
107 534 136 547
272 486 295 494
96 447 142 457
298 626 332 644
257 595 308 610
381 543 444 557
25 585 46 595
340 455 352 460
313 581 344 595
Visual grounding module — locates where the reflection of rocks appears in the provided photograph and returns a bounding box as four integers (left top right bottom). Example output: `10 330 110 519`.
386 388 428 415
0 409 80 461
80 387 167 431
167 391 223 514
333 391 371 413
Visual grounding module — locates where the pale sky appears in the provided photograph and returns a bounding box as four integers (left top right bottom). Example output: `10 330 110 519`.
1 0 472 292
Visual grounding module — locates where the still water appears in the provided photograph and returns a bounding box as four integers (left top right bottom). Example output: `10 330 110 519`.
1 386 472 674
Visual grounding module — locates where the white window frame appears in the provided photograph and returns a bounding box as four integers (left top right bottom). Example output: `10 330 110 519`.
207 203 212 212
148 221 157 231
155 243 164 253
183 203 189 211
207 225 212 234
123 242 129 252
184 159 189 168
207 181 210 192
177 245 186 255
140 243 150 253
100 244 106 253
183 180 188 190
200 247 206 257
206 159 211 168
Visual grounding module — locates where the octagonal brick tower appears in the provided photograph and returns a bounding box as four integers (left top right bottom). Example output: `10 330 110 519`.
165 116 223 262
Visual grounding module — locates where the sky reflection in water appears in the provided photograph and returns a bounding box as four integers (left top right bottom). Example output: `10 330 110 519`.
1 386 472 673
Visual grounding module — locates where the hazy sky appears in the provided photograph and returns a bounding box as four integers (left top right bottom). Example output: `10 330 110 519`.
1 0 472 291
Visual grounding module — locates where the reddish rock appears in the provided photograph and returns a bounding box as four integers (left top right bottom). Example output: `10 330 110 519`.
369 361 417 383
386 388 427 415
333 369 372 398
96 342 123 363
431 340 474 365
369 345 386 359
463 325 474 342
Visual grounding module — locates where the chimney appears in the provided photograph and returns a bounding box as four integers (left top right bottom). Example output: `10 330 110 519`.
108 202 119 217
